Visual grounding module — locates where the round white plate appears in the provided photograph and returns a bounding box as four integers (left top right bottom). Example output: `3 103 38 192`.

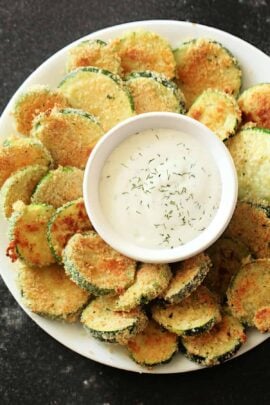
0 20 269 374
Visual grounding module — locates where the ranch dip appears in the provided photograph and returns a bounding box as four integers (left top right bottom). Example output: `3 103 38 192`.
99 128 221 249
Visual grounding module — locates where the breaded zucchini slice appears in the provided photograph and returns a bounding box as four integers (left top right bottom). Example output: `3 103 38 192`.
63 231 136 295
31 108 104 168
227 258 270 331
14 85 69 135
7 203 55 266
152 286 221 336
81 295 147 344
19 263 89 322
110 30 176 79
188 89 241 141
238 83 270 129
66 39 122 75
31 166 83 208
47 198 92 263
180 314 246 366
164 253 211 303
58 67 134 132
226 127 270 202
0 137 52 188
126 320 178 367
174 38 242 107
205 236 250 300
1 164 48 218
116 263 172 311
125 71 186 114
225 201 270 258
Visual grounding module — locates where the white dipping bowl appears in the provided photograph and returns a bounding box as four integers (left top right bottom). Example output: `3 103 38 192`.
83 112 237 263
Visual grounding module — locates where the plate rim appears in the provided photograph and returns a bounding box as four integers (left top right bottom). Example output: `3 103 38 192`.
0 19 269 374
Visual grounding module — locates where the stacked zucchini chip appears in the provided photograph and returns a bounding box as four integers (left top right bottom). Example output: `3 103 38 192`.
1 27 269 370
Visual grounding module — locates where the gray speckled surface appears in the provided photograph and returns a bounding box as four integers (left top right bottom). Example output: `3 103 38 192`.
0 1 270 404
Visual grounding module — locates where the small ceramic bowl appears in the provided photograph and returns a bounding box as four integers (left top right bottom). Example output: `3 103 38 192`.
83 112 237 263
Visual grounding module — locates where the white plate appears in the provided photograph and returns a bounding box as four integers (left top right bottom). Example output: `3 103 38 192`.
0 20 269 374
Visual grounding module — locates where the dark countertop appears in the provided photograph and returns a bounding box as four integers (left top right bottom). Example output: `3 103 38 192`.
0 1 270 404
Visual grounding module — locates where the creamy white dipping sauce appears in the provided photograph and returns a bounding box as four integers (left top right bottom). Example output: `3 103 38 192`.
99 128 221 249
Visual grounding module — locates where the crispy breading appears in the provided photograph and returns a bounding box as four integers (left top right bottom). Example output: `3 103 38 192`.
67 39 122 75
19 263 89 321
31 166 83 208
1 164 48 218
48 198 92 262
126 320 178 366
32 108 104 169
225 201 270 258
164 253 211 303
175 39 241 108
0 138 52 188
81 295 147 344
238 83 270 129
188 89 241 141
227 258 270 331
226 128 270 202
181 314 246 366
63 231 136 295
14 85 69 135
126 72 185 114
110 30 176 79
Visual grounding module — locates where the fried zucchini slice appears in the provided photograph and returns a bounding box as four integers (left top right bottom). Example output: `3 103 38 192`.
205 236 250 299
226 128 270 202
31 108 104 168
67 39 122 75
19 263 89 322
81 295 147 344
227 258 270 331
152 286 221 336
225 201 270 258
110 30 176 79
116 263 172 311
180 314 246 366
238 83 270 129
188 89 241 141
7 203 55 266
59 67 134 132
164 253 211 303
63 231 136 295
126 320 178 367
31 166 83 208
0 137 52 188
1 164 48 218
174 38 242 108
47 198 92 263
14 85 69 135
125 71 185 114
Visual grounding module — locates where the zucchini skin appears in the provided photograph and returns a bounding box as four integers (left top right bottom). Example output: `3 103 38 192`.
179 339 243 366
63 252 112 295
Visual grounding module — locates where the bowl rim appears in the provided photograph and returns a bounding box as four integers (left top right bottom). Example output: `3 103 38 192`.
83 112 238 263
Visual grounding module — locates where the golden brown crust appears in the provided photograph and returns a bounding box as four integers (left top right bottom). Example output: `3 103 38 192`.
225 201 270 258
111 30 176 79
19 263 89 321
127 76 182 114
238 84 270 129
32 108 104 169
67 40 122 75
14 86 69 135
64 232 136 294
0 138 52 188
126 320 178 366
205 237 250 299
175 39 241 108
227 258 270 329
